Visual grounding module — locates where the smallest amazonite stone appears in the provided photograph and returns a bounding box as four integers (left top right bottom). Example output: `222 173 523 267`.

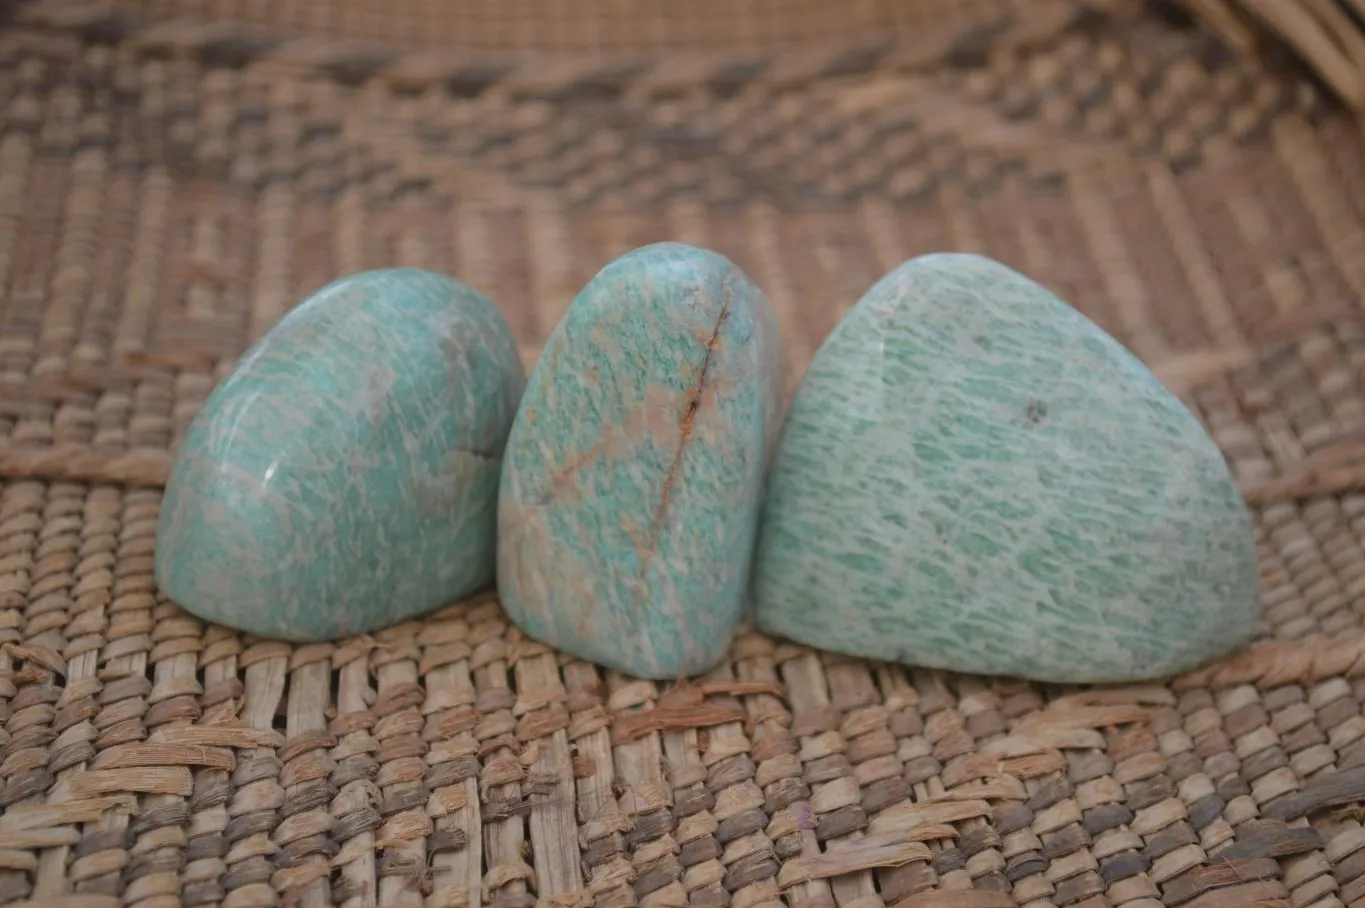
497 243 782 679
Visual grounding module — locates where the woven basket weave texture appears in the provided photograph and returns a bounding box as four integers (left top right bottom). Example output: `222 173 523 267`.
4 3 1365 908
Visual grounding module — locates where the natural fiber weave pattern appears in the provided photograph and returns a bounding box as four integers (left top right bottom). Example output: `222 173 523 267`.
5 6 1365 908
13 0 1115 61
1178 0 1365 114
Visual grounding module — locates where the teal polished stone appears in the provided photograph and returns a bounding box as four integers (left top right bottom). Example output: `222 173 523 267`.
155 268 525 641
498 242 783 679
752 253 1260 683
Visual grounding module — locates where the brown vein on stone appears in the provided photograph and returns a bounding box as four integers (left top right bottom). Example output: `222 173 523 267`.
636 297 731 579
529 387 679 509
533 435 619 506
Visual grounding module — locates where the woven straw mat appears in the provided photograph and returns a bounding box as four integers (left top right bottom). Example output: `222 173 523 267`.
5 1 1365 907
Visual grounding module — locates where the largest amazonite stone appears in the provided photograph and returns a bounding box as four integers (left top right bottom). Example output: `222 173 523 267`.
498 242 782 679
156 268 525 641
752 253 1259 683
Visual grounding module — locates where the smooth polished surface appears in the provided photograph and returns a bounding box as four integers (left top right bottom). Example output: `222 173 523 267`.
498 242 782 679
156 268 525 641
753 253 1260 683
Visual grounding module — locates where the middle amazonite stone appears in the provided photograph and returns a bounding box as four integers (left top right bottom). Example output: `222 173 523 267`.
497 243 782 679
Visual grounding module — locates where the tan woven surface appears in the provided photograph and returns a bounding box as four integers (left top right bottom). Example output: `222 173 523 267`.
12 0 1116 63
5 5 1365 908
1177 0 1365 113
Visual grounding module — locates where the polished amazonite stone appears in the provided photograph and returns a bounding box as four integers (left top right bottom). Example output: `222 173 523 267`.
498 242 782 679
752 253 1260 683
156 268 525 641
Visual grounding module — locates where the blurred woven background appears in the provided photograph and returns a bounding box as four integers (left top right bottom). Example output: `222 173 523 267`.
3 1 1365 907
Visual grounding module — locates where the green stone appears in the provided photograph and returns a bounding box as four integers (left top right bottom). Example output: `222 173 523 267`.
752 253 1260 683
155 268 525 641
498 243 783 679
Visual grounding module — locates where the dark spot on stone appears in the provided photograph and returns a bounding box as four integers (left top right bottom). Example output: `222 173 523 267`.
1027 399 1048 424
